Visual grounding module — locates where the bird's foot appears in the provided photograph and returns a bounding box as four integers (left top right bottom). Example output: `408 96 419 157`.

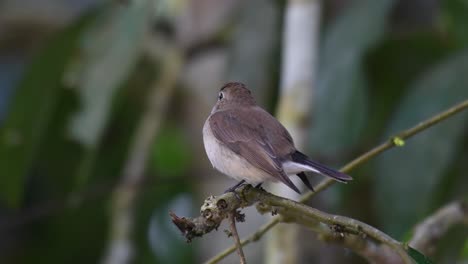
254 182 264 190
224 180 246 194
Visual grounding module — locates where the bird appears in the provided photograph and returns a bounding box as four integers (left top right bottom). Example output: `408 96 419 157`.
202 82 352 194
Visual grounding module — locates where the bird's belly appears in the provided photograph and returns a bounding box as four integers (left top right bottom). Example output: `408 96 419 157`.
203 121 274 184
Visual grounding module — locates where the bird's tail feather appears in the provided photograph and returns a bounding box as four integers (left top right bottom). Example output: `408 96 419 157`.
291 151 352 182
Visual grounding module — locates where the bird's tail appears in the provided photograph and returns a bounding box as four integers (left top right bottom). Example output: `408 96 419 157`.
291 151 352 182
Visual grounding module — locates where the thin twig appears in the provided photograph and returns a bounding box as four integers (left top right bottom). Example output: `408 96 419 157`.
102 42 183 264
206 99 468 263
206 219 280 264
228 211 247 264
302 98 468 202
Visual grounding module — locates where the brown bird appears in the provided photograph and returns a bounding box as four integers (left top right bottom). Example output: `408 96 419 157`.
203 82 352 193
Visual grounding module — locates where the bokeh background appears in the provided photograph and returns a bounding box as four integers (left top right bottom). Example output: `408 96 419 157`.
0 0 467 263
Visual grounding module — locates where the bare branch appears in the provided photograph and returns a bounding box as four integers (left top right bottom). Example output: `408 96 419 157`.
228 211 247 264
170 185 413 264
204 99 468 262
102 40 183 264
409 200 468 256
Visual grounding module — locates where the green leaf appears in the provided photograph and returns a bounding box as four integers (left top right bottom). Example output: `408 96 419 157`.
365 32 454 139
66 1 153 187
310 0 397 156
151 126 191 177
375 49 468 237
441 0 468 46
461 238 468 258
68 0 152 147
407 246 435 264
0 10 97 208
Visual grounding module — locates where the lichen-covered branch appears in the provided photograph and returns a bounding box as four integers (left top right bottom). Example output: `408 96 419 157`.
207 99 468 263
170 185 412 264
409 200 468 256
170 192 248 242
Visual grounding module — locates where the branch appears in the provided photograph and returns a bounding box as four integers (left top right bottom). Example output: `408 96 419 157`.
409 200 468 256
269 0 321 261
228 211 247 264
205 99 468 262
170 185 412 264
101 39 183 264
303 99 468 202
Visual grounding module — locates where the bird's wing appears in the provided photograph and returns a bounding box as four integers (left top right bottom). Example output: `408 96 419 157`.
209 108 299 193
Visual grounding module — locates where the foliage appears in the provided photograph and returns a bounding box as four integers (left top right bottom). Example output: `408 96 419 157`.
0 0 466 263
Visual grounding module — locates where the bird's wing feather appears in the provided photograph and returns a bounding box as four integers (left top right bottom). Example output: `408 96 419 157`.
209 108 299 193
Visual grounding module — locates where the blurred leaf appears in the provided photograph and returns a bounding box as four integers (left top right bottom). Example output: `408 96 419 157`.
441 0 468 46
151 126 191 177
0 10 97 208
407 246 435 264
227 0 281 108
365 33 454 139
310 0 397 156
461 238 468 258
375 49 468 237
145 194 194 263
67 1 152 147
16 59 159 264
432 224 468 263
135 181 194 263
19 195 110 264
154 0 186 21
91 58 157 182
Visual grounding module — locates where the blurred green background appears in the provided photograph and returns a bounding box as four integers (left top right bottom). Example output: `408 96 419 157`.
0 0 467 263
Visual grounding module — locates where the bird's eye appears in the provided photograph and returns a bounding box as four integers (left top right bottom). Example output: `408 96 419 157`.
218 92 224 100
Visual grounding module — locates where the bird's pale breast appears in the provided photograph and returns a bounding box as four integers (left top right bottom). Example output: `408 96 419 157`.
202 117 276 184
